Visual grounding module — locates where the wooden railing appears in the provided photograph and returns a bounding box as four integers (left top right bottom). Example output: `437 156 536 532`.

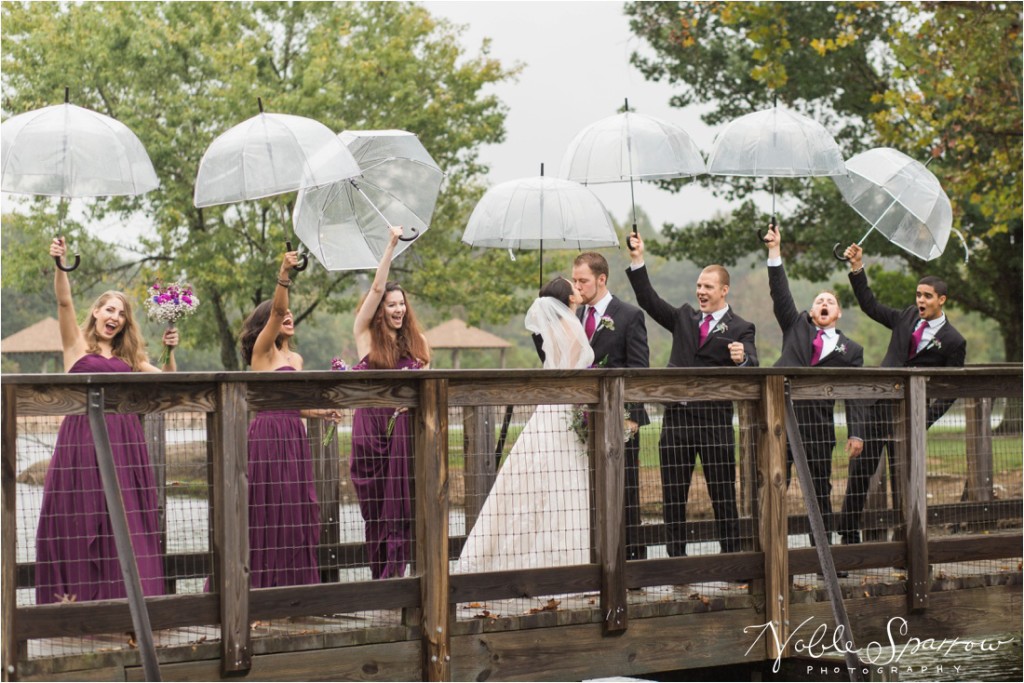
2 366 1021 681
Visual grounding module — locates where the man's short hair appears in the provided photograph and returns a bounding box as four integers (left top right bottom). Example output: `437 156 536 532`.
702 264 730 287
918 275 948 297
574 252 609 280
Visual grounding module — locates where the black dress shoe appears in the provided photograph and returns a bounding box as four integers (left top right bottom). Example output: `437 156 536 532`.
818 570 850 579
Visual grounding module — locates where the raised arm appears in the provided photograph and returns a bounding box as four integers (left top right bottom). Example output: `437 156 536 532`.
51 237 87 369
844 244 902 329
354 225 403 358
624 233 680 332
250 250 300 370
764 224 800 331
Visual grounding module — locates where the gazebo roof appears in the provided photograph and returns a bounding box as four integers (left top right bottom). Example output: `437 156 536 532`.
424 319 511 350
1 317 63 354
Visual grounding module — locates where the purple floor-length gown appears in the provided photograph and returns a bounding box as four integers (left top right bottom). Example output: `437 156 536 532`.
248 366 321 588
34 354 165 604
350 355 419 579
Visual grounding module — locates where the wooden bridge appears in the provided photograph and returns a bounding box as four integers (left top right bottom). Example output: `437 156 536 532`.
2 366 1021 681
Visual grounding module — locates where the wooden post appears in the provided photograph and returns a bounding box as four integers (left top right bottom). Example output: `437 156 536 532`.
756 376 789 660
416 379 450 682
462 406 496 535
143 413 171 594
308 419 341 583
210 381 250 673
2 385 20 679
905 376 929 612
594 375 627 634
963 398 994 503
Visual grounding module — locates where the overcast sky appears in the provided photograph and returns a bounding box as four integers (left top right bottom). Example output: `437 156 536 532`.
422 0 732 232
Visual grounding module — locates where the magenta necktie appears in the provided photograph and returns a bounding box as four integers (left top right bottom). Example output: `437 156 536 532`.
908 319 926 358
698 314 713 346
810 329 825 365
585 306 597 340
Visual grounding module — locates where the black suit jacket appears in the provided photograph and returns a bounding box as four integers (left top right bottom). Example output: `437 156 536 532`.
850 269 966 425
626 264 758 370
769 263 866 439
578 296 651 426
533 295 651 426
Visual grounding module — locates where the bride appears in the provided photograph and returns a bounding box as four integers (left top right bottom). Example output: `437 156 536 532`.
456 277 594 573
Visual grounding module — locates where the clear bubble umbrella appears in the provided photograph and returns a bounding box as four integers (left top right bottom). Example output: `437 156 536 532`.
462 164 618 288
560 98 706 237
194 98 362 269
832 147 965 263
292 130 443 271
707 103 846 238
1 87 160 271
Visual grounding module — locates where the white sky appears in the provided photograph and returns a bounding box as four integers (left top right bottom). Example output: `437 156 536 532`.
422 0 733 232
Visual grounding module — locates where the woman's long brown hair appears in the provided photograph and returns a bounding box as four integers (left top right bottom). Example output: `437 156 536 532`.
82 291 149 370
360 282 430 369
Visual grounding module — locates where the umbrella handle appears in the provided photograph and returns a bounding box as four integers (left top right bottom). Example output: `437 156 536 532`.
55 254 81 272
832 243 850 262
285 241 309 271
756 217 778 243
398 226 419 242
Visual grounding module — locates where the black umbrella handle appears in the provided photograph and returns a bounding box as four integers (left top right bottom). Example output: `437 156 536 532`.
285 241 309 271
833 243 850 262
55 253 81 272
756 216 778 243
398 226 419 242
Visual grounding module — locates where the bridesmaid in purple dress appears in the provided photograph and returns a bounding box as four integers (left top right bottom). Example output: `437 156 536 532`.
35 237 178 604
351 226 431 579
238 249 338 588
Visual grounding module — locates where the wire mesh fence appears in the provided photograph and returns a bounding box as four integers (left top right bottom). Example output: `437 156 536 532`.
8 373 1022 662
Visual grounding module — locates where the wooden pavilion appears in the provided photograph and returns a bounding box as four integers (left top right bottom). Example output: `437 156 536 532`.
423 318 512 368
0 317 62 373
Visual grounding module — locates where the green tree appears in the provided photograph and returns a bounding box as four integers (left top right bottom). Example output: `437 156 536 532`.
626 1 1022 362
2 1 529 370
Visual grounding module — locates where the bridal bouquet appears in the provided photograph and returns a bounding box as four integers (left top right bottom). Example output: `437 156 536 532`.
568 406 632 444
144 281 199 366
322 357 348 446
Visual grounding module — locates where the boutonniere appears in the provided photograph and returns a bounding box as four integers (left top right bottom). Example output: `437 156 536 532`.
598 315 615 332
930 339 942 350
712 321 728 335
835 343 847 355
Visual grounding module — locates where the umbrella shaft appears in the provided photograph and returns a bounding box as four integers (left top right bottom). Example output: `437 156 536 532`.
350 179 393 228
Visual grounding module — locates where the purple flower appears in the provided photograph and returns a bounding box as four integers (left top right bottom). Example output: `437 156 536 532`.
331 357 348 371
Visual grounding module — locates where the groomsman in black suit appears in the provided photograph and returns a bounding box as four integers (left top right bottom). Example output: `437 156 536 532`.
625 234 758 556
570 252 652 561
764 224 866 546
837 243 967 544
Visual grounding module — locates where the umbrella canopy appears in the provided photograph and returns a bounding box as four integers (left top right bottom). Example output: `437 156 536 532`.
833 147 953 262
462 175 617 251
560 110 706 184
707 105 845 178
194 107 361 208
293 130 443 271
1 102 158 198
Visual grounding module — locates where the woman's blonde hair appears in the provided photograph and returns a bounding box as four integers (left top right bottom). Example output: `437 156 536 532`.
82 291 149 370
357 282 430 369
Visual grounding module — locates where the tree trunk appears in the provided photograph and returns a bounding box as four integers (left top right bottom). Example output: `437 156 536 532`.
210 290 240 371
993 316 1022 436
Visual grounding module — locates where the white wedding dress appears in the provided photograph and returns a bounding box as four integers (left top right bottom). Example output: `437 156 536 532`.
456 297 595 573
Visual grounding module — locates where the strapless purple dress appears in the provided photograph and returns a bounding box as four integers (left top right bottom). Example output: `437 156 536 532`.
34 354 165 604
349 355 419 579
248 366 320 588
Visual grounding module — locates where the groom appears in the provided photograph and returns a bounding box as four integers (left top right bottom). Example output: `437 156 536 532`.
572 252 651 561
